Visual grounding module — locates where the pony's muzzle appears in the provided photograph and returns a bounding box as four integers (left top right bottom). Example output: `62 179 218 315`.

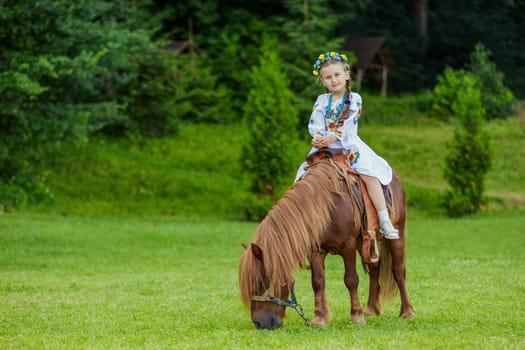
253 313 283 329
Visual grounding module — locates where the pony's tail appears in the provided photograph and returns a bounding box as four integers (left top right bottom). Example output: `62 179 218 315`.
378 241 398 308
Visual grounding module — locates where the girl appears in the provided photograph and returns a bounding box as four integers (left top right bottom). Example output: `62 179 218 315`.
295 52 399 239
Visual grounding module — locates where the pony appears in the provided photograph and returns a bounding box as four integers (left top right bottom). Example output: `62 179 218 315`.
238 157 415 329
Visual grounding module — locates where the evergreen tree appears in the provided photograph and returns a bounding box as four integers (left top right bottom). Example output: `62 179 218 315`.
279 0 354 127
468 42 514 120
442 70 491 217
241 37 299 220
0 0 169 208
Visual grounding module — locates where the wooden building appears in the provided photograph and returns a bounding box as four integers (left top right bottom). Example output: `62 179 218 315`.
342 37 395 97
162 39 201 54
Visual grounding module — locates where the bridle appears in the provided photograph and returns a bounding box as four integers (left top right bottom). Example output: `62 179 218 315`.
251 281 312 327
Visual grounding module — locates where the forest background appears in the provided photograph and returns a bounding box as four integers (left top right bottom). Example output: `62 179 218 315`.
1 0 524 217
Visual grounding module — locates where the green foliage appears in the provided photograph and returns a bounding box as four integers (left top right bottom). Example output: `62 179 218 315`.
468 42 514 120
431 68 474 122
171 52 233 124
241 37 299 220
443 72 492 217
433 43 515 122
144 0 525 98
0 0 116 207
112 48 181 137
0 175 51 210
26 103 525 218
279 0 354 126
206 17 275 118
0 0 162 207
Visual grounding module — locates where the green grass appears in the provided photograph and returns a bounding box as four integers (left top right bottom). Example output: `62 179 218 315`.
35 115 525 220
358 116 525 216
40 124 249 219
1 211 524 349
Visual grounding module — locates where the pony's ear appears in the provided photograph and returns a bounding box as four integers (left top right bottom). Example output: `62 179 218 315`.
251 243 264 261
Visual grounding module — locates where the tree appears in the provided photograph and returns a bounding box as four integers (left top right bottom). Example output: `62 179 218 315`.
241 37 299 220
0 0 168 208
442 70 491 217
432 67 466 121
432 43 515 122
468 42 514 120
414 0 429 56
279 0 354 127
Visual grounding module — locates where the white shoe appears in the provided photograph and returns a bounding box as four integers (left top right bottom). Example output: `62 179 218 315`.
380 221 399 240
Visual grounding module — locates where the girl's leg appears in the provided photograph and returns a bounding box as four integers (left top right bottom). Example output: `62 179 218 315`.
360 174 399 239
360 174 387 211
294 161 308 182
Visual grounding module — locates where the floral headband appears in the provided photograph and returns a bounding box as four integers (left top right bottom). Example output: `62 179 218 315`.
312 52 348 76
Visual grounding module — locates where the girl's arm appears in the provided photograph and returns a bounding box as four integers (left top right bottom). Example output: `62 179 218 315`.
307 96 326 138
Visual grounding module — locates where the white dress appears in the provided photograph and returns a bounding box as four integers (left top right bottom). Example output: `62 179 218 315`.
295 92 393 185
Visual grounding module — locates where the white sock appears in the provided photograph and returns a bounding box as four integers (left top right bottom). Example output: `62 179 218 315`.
378 209 390 224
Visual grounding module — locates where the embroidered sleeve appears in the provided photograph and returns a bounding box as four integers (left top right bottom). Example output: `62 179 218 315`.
308 95 326 138
355 95 363 121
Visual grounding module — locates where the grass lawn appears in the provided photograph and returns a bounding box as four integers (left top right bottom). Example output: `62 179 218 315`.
1 210 524 349
37 115 525 219
3 111 524 348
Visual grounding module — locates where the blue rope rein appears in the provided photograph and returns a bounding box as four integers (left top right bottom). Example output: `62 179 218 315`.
270 282 312 327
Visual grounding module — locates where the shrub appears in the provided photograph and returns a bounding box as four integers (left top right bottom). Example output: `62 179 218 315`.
431 68 472 122
443 71 491 217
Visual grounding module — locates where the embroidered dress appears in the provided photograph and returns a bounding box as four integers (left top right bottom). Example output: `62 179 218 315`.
295 92 393 185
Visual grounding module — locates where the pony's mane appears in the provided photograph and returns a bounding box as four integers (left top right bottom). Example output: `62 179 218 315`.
239 161 348 306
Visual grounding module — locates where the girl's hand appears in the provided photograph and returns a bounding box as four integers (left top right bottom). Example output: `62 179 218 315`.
312 134 338 148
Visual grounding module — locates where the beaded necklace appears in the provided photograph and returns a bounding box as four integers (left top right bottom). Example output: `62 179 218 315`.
325 94 346 121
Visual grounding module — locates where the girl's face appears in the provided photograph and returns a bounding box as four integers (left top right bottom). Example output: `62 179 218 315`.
319 62 349 95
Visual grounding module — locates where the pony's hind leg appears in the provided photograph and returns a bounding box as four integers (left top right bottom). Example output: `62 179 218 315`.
364 261 382 316
389 239 415 318
309 252 331 326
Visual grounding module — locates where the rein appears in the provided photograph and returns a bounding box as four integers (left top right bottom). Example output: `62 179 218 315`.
251 282 312 327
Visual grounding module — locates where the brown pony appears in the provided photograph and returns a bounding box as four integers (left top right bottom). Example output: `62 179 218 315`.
238 158 414 329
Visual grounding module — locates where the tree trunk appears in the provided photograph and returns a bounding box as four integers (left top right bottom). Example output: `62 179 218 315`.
414 0 429 56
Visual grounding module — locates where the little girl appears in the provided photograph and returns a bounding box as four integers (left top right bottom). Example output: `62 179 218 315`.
295 52 399 239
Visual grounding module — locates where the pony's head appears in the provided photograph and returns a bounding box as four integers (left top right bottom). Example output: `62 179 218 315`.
238 161 344 329
239 243 292 329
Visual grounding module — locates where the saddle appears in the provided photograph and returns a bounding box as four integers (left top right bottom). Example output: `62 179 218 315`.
306 148 387 264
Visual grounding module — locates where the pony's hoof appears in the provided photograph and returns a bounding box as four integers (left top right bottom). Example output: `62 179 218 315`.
310 316 330 327
400 308 416 319
364 306 381 316
351 314 366 324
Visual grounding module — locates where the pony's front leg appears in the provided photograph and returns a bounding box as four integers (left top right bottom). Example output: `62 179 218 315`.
309 252 330 326
342 250 366 324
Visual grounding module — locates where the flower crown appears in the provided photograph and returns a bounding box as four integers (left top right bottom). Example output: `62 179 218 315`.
312 52 349 76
